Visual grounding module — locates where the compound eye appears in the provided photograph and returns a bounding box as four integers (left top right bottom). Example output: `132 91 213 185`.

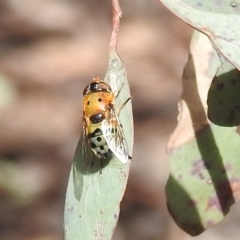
83 85 90 96
98 82 111 91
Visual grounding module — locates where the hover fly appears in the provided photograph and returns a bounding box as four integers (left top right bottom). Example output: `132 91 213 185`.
82 77 130 167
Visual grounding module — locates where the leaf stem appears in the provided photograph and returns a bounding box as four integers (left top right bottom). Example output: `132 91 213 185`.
110 0 122 51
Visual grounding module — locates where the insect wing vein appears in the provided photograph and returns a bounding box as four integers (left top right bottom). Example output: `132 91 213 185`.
101 111 129 164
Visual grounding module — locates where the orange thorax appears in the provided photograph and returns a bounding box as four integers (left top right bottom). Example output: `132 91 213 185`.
83 91 114 117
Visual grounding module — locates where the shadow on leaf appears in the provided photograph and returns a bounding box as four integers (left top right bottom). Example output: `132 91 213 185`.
72 134 111 201
166 175 204 235
167 54 234 236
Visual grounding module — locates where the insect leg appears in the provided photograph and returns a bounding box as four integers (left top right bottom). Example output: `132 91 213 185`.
114 83 124 99
117 97 131 116
100 159 103 174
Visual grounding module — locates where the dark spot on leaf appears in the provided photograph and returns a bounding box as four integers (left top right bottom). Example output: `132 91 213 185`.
87 101 90 105
191 160 205 176
100 146 104 150
204 162 211 169
231 78 237 86
217 83 224 90
67 206 73 212
198 173 205 180
206 197 221 211
187 200 197 207
98 98 102 102
231 1 238 7
177 174 182 180
91 142 96 148
192 160 203 167
221 168 226 174
216 180 235 213
97 137 102 142
227 110 236 123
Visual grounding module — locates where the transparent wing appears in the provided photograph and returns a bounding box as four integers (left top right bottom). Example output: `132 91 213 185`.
101 110 129 164
81 124 94 172
81 120 104 174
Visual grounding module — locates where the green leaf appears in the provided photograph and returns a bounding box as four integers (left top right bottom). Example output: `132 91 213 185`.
207 54 240 126
64 51 133 240
159 0 240 126
166 32 240 236
160 0 240 70
167 125 240 235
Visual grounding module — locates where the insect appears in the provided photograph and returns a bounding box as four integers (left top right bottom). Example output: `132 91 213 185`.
82 77 130 167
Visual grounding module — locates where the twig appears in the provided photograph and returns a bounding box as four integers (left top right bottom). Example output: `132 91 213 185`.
110 0 122 51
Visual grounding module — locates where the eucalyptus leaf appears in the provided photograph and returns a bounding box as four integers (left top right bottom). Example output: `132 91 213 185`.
207 54 240 126
167 32 240 236
64 51 133 240
160 0 240 70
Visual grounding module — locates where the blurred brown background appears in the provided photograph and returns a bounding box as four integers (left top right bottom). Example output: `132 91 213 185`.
0 1 240 240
